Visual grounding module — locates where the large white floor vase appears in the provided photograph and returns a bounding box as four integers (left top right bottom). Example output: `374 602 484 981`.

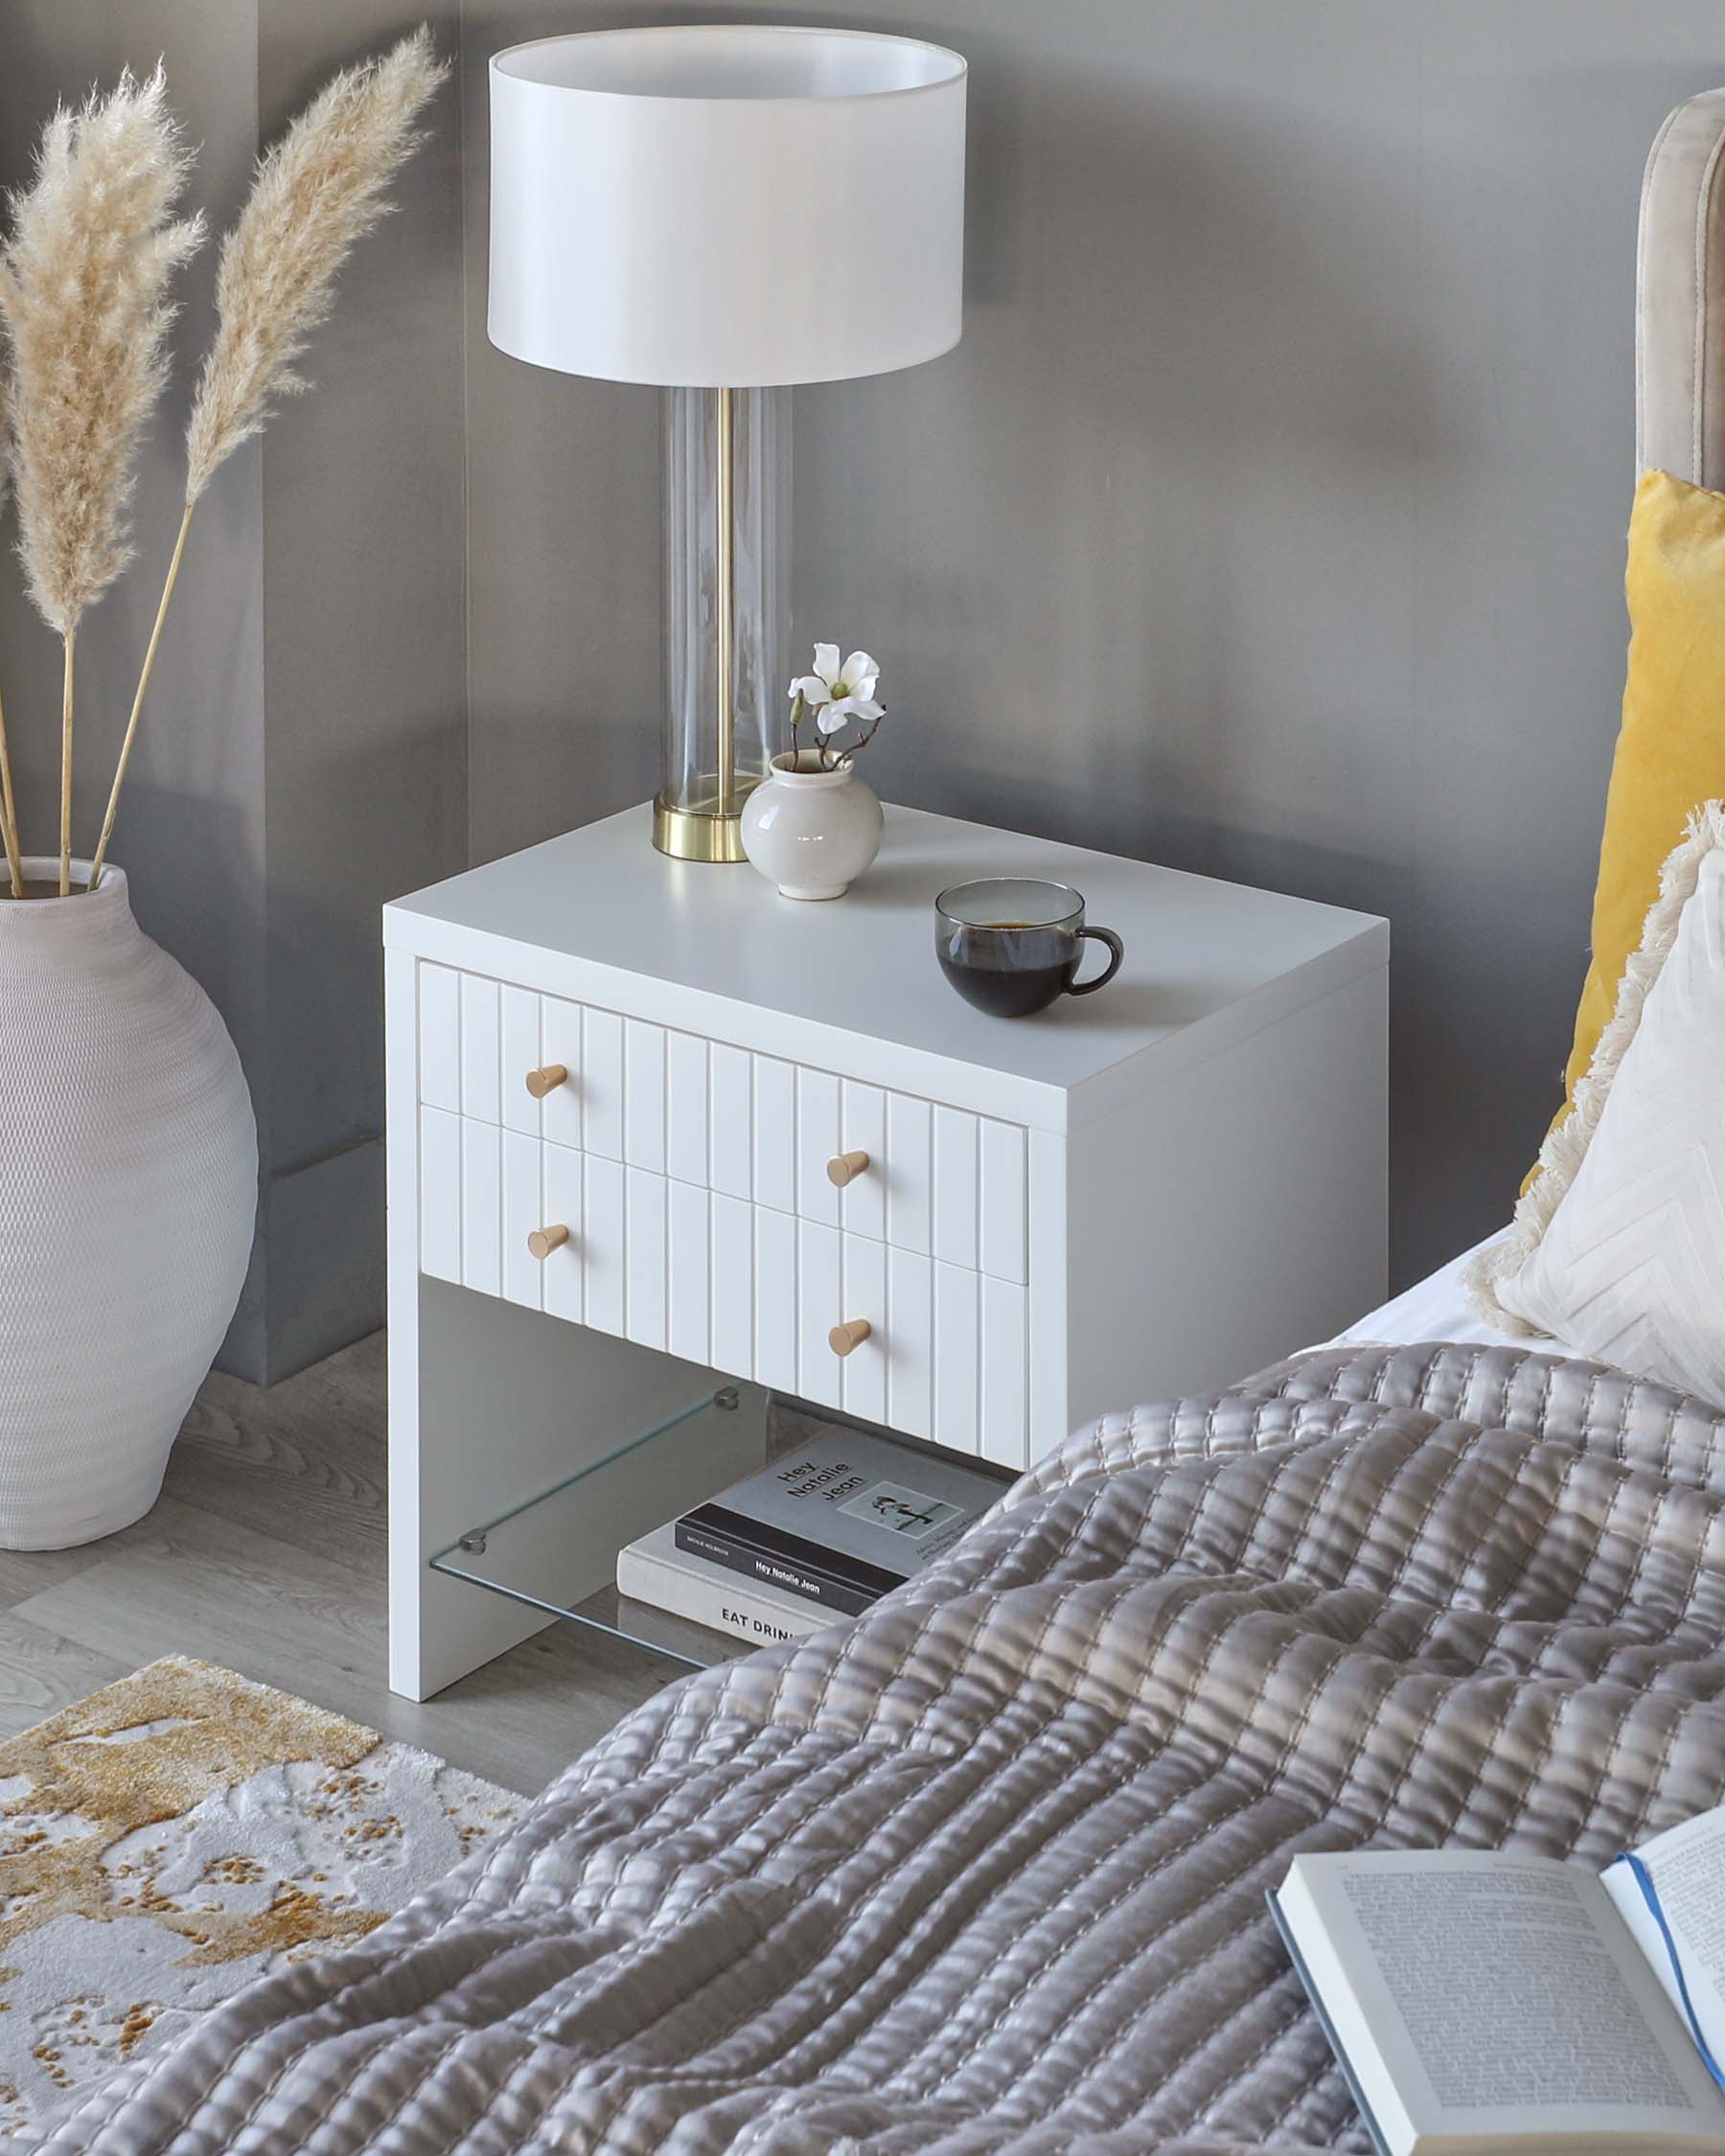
0 860 257 1548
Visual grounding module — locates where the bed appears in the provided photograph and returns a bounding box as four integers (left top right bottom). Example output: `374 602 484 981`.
1326 1233 1516 1352
34 86 1725 2156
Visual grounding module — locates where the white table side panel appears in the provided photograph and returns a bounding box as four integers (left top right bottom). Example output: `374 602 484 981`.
1065 962 1389 1425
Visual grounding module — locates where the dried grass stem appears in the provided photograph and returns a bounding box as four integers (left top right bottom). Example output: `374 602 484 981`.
58 630 75 895
0 691 22 898
90 503 192 887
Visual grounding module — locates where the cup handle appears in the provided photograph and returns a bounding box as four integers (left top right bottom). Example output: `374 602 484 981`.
1067 925 1124 997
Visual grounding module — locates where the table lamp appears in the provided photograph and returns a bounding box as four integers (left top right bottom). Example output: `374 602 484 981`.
488 24 967 860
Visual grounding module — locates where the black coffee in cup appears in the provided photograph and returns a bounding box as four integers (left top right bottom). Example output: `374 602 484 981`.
933 879 1124 1017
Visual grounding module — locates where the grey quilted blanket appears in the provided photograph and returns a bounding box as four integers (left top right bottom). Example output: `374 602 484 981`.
33 1342 1725 2153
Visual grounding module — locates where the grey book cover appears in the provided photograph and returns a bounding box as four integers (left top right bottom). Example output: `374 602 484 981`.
1265 1891 1391 2156
678 1427 1012 1607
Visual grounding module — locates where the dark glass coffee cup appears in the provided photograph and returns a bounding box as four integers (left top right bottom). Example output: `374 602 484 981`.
934 877 1125 1017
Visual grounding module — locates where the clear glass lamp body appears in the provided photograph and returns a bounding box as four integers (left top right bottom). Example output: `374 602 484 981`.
656 385 792 861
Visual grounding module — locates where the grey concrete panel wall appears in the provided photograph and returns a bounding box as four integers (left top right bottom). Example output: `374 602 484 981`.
457 0 1725 1286
0 3 272 1365
12 0 1725 1372
0 4 467 1380
256 0 467 1380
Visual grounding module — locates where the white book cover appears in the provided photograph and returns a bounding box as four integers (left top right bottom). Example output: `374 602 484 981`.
617 1522 832 1647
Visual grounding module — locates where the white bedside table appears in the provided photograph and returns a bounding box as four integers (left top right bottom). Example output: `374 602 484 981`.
384 802 1387 1700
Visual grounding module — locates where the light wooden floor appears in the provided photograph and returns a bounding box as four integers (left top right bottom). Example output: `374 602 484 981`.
0 1334 685 1795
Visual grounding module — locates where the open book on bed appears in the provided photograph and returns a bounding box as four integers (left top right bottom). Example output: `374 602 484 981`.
1270 1805 1725 2155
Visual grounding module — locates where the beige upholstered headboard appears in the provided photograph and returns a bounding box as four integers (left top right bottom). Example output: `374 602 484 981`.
1640 89 1725 485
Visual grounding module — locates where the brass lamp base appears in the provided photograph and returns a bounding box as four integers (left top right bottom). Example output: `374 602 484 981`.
652 794 751 863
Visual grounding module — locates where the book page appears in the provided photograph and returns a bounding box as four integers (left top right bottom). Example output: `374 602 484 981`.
1282 1850 1725 2145
1605 1802 1725 2068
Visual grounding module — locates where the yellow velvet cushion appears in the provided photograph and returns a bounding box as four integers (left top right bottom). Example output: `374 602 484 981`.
1536 466 1725 1174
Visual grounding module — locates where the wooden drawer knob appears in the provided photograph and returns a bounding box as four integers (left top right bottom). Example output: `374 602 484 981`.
828 1317 872 1357
525 1064 568 1099
527 1224 570 1260
826 1149 870 1187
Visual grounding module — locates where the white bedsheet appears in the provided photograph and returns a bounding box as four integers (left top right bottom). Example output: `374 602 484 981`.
1325 1229 1519 1350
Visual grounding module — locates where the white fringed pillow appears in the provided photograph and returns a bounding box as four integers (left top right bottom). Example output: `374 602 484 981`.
1468 801 1725 1400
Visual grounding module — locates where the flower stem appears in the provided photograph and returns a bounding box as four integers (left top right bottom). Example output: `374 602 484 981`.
91 501 195 889
0 684 23 898
58 626 76 896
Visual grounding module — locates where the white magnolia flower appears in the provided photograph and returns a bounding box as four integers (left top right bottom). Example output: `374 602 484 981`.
789 643 885 736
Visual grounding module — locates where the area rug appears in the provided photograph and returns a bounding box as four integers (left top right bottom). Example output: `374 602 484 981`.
0 1655 522 2136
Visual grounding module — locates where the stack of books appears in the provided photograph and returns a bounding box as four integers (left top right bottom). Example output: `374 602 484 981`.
617 1426 1011 1648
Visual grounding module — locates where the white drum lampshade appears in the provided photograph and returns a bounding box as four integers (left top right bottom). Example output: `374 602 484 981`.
488 25 968 859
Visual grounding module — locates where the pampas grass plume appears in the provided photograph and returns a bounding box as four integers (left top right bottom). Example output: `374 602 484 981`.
87 28 445 887
184 28 446 503
0 32 445 893
0 65 202 636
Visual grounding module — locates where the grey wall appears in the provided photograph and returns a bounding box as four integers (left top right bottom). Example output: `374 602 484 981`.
9 1 1724 1377
254 0 467 1379
459 0 1725 1289
0 2 466 1383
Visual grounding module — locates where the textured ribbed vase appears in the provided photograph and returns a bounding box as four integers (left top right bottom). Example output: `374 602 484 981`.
0 861 257 1548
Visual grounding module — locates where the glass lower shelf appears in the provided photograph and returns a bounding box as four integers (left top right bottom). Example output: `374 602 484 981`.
427 1380 775 1672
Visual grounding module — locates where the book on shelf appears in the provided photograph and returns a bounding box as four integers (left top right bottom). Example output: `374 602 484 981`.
616 1522 831 1647
671 1426 1012 1617
1270 1803 1725 2154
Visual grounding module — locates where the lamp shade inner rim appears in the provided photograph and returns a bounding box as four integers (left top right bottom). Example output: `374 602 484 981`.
492 24 966 103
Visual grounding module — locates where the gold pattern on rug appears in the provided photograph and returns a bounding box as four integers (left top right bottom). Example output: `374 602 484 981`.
0 1655 520 2135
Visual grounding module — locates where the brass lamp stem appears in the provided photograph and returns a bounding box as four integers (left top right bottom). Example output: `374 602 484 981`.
715 382 734 820
651 381 753 862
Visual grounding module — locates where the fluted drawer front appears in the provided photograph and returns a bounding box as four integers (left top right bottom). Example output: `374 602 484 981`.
416 962 1028 1283
418 1108 1028 1469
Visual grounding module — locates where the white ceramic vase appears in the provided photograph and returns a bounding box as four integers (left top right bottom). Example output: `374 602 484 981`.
0 860 258 1548
739 751 885 900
